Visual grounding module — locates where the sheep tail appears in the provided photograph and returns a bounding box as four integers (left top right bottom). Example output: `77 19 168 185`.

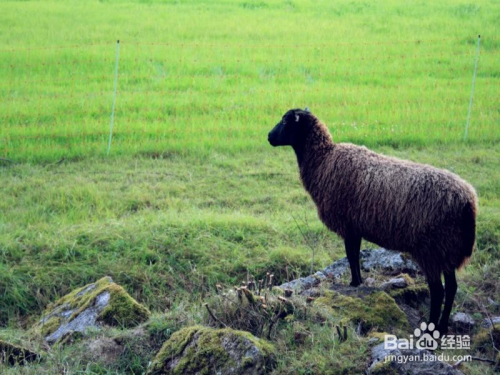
458 199 477 270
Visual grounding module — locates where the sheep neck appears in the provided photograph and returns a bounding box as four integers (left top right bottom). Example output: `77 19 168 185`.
292 119 335 195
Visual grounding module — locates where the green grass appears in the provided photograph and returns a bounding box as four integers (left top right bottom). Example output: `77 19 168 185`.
1 144 499 327
1 0 499 162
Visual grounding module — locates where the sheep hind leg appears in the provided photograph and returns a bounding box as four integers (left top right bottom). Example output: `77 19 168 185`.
438 270 457 335
427 276 444 329
344 234 362 287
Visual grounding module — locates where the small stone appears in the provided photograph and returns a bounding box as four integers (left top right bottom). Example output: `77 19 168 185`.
481 316 500 329
381 277 408 290
364 277 376 287
451 312 475 332
279 274 323 292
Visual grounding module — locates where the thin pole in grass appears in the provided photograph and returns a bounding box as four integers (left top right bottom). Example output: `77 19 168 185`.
464 35 481 141
107 40 120 155
291 213 317 276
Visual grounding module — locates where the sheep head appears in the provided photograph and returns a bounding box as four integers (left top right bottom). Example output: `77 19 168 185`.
268 108 312 147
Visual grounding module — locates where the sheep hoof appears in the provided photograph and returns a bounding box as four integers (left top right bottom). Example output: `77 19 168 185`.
349 280 362 287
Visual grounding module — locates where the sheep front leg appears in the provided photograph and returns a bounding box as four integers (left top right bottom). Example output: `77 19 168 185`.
427 277 444 327
344 234 362 287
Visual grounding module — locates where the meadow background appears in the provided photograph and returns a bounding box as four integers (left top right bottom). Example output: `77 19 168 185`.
0 0 499 373
0 0 499 161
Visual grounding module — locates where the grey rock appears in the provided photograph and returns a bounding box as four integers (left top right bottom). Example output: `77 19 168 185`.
280 248 420 294
279 272 325 292
360 249 419 274
481 316 500 329
44 291 110 344
368 341 464 375
451 312 475 333
322 256 350 278
364 277 376 287
37 276 150 345
381 277 409 290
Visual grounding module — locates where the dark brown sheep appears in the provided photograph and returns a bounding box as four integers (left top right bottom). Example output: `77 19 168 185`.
268 108 477 334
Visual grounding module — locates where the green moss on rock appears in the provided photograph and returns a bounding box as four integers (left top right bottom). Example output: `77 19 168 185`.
147 325 276 375
36 277 150 343
45 277 150 327
389 284 429 309
40 316 61 337
395 273 415 286
315 290 408 334
99 283 151 327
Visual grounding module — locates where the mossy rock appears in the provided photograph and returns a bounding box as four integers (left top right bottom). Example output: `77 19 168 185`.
389 284 429 309
0 340 40 366
36 276 150 344
315 290 409 334
395 273 415 286
147 325 276 375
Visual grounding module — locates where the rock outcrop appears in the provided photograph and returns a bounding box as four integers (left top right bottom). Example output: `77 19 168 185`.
36 276 150 344
280 248 420 293
147 325 276 375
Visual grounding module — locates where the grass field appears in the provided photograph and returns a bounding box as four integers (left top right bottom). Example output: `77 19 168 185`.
1 145 500 373
1 0 500 373
1 0 500 162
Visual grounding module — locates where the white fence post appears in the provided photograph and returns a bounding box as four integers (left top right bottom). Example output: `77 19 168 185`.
464 35 481 141
107 40 120 155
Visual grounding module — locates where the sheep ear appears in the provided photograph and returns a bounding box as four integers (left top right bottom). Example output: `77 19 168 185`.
295 114 300 122
305 107 310 112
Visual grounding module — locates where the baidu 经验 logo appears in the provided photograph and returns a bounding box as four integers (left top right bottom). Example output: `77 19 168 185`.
384 322 471 351
384 322 440 350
